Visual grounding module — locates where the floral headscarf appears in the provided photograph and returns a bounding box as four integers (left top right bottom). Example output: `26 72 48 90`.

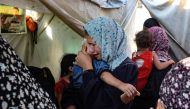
159 57 190 109
84 17 128 70
148 26 171 61
0 35 56 108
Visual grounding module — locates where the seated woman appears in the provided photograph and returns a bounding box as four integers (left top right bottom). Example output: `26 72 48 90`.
0 35 56 108
28 66 57 107
75 17 140 109
159 57 190 109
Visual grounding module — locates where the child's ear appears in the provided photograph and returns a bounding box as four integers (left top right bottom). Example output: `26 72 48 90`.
68 66 73 72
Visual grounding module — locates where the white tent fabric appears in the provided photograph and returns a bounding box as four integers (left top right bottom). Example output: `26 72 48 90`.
0 0 137 81
39 0 137 36
142 0 190 60
90 0 128 8
2 0 190 81
2 14 83 81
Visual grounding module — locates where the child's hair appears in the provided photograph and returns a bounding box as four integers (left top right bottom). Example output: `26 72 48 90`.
60 54 77 77
135 30 152 49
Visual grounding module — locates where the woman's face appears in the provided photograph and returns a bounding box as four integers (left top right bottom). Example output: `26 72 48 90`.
85 36 101 59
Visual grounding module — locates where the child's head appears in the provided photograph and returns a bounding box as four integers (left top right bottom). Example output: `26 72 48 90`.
82 38 101 59
135 30 152 50
60 54 76 77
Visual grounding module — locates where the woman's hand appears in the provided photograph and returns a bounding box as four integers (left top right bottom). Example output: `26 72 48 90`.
150 99 166 109
119 83 140 104
155 99 166 109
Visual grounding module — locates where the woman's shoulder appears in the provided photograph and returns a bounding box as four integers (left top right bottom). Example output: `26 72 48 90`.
117 57 138 69
123 57 137 64
113 57 138 76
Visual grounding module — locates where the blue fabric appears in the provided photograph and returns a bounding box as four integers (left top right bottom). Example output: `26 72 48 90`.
72 59 110 88
72 65 83 88
90 0 128 8
84 17 128 70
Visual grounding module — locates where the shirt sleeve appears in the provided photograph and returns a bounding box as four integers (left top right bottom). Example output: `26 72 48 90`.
93 59 111 76
72 64 83 88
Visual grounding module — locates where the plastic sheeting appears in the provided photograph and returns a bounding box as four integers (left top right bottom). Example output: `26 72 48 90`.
3 0 190 80
142 0 190 60
40 0 137 36
2 14 83 81
90 0 128 8
0 0 137 81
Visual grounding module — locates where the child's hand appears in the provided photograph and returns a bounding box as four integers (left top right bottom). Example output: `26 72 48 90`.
155 99 166 109
169 59 175 64
75 49 93 70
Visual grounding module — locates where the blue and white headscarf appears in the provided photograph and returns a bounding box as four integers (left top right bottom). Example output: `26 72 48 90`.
84 17 128 70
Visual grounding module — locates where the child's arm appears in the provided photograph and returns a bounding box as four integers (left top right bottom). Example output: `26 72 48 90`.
132 52 136 58
153 52 175 70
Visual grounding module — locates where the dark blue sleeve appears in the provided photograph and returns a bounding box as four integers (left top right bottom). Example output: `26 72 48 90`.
92 59 111 77
82 60 111 87
72 64 83 88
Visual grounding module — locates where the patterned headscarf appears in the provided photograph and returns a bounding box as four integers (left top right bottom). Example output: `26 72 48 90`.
159 57 190 109
0 35 56 108
148 26 171 61
84 17 128 70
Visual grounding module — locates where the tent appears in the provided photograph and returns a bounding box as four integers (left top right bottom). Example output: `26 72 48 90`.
0 0 189 81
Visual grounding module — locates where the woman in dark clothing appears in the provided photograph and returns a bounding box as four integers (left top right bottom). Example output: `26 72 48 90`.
143 18 160 30
131 26 174 109
75 17 139 109
27 66 58 107
159 57 190 109
0 35 56 108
